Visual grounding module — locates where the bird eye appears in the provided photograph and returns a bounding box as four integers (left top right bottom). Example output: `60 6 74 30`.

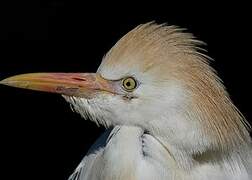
122 77 137 91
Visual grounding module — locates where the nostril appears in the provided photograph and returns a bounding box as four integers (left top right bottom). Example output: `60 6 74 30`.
72 77 86 81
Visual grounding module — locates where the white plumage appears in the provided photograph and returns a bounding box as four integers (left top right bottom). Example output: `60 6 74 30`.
1 22 251 180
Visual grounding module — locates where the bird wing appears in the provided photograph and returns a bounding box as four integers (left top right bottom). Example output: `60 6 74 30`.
68 128 113 180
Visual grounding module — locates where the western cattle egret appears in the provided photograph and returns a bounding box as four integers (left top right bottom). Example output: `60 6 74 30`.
1 22 252 180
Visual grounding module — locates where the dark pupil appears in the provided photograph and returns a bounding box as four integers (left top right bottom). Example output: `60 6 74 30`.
126 81 131 87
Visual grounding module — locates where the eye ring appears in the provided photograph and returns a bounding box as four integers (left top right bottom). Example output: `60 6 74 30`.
122 77 137 91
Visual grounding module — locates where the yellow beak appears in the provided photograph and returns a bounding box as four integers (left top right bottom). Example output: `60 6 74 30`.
0 73 114 98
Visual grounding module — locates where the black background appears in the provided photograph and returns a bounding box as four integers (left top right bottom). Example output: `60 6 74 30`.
0 1 251 179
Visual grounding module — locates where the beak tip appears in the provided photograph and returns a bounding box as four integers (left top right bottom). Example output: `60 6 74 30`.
0 78 26 88
0 79 8 85
0 77 12 84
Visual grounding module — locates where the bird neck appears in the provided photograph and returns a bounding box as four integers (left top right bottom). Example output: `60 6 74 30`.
150 129 252 172
102 125 251 179
102 126 143 179
103 126 181 179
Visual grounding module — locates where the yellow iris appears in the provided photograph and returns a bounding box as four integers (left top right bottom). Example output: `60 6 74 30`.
122 77 137 91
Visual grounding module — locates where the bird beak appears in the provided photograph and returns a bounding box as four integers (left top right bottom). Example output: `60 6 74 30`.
0 73 114 98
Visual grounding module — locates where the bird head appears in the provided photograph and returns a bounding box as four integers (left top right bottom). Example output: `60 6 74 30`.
1 22 250 156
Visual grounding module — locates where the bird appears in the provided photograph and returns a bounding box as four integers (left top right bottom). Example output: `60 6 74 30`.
0 22 251 180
